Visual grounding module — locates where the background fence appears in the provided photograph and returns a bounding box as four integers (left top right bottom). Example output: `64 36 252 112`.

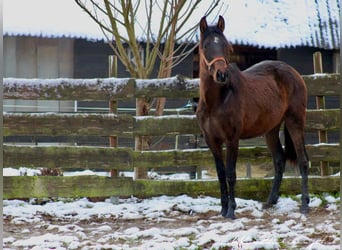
3 71 340 200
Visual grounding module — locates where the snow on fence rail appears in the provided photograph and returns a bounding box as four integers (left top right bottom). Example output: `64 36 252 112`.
3 74 340 199
3 74 340 99
3 75 199 100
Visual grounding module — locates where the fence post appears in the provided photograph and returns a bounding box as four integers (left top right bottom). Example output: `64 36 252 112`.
246 162 252 178
313 52 329 176
109 55 118 177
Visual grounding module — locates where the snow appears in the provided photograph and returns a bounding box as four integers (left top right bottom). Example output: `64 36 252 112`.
3 167 41 176
3 0 103 41
4 76 198 99
3 0 340 49
12 234 78 249
135 75 198 91
3 112 119 120
3 193 340 250
3 167 215 180
309 196 323 208
3 168 340 249
3 77 132 98
136 76 178 89
4 0 223 42
134 114 195 120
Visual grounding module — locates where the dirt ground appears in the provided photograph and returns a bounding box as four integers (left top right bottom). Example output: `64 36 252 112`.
3 201 340 249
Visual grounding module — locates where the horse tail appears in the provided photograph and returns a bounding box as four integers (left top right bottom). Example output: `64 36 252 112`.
284 125 297 163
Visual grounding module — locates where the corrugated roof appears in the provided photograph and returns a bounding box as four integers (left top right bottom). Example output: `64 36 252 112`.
309 0 340 49
3 0 340 49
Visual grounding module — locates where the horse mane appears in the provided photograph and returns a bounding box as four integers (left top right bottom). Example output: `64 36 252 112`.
224 63 241 94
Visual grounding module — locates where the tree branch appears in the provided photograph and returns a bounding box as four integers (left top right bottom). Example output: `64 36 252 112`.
104 0 136 76
74 0 113 34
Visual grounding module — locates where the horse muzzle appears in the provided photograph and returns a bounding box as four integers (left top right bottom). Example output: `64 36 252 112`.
207 57 229 84
201 55 230 84
215 69 230 83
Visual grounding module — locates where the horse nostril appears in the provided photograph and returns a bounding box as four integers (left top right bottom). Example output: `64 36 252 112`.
216 70 226 83
225 71 229 80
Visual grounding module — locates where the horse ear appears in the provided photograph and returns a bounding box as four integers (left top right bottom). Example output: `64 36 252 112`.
217 15 225 32
200 16 208 33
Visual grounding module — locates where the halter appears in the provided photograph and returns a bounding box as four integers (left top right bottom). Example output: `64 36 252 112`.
201 55 228 72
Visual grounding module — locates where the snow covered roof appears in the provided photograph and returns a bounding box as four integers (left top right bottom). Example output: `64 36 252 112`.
3 0 340 49
3 0 102 40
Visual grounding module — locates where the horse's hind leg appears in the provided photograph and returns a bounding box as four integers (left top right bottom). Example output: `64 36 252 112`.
264 125 286 208
284 120 310 214
298 146 309 214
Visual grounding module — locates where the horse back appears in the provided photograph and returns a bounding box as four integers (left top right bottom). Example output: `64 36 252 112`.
244 60 306 90
237 60 307 138
243 60 307 102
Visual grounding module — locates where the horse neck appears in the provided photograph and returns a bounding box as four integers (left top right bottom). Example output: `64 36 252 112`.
199 75 228 109
199 65 241 111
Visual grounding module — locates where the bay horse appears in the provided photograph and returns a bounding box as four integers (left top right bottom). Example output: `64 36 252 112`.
196 16 309 219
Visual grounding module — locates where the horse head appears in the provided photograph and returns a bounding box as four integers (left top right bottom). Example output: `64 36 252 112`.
199 16 233 84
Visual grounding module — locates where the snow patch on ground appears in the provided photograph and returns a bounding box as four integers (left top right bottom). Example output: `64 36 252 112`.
3 194 340 250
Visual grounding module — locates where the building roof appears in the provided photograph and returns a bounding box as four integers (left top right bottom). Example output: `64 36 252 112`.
3 0 340 49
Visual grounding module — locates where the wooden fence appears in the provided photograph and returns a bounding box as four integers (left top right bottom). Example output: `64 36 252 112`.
3 73 340 200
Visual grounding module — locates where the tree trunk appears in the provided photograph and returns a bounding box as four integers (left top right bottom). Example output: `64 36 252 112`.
154 4 178 116
155 98 166 116
134 97 151 179
74 0 220 179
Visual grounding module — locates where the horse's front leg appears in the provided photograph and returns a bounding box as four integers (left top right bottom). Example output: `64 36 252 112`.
213 152 229 216
206 139 228 216
225 140 239 219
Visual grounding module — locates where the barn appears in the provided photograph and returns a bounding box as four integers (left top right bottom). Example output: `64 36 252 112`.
3 0 340 146
4 0 339 77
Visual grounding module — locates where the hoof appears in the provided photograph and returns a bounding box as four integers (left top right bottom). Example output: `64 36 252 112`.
223 208 236 220
223 213 236 220
300 206 310 215
262 202 274 209
220 208 228 217
224 213 236 220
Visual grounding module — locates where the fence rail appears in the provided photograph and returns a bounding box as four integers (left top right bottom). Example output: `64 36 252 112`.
3 143 340 170
3 109 340 137
3 176 339 200
3 74 340 100
3 73 340 199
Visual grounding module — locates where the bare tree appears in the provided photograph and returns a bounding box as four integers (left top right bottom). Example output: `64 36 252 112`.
75 0 224 178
